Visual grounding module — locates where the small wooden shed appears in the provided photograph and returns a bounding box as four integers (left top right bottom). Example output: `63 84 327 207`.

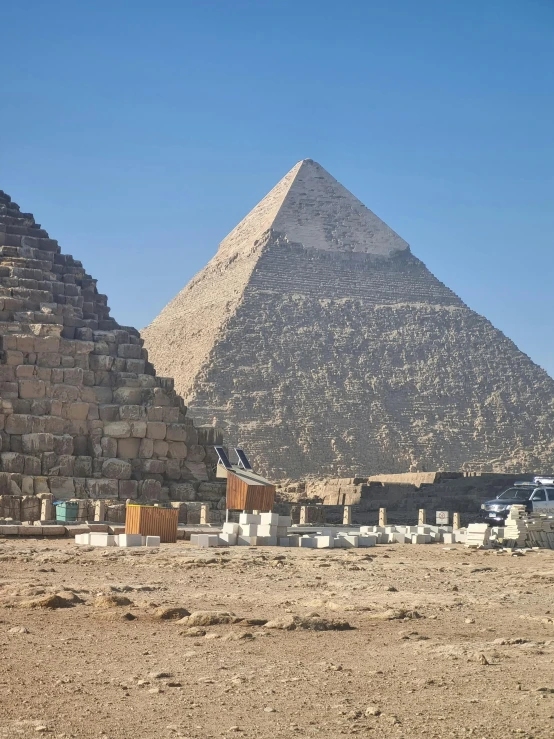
219 465 276 512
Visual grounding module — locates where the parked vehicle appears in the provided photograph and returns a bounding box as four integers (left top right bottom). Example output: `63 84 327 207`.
480 484 554 524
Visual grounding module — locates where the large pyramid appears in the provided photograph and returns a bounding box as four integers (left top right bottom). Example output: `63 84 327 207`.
0 189 222 505
142 159 554 480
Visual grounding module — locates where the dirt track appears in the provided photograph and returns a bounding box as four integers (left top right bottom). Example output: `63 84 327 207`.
2 538 554 739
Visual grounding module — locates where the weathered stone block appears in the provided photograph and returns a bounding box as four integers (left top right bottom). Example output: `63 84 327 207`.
153 440 168 457
86 478 119 499
117 343 142 359
146 422 166 440
49 476 75 499
1 452 25 473
168 441 187 459
119 405 146 421
139 438 154 458
74 456 92 477
53 434 74 455
22 432 54 454
169 482 197 501
166 424 187 442
66 402 89 420
103 421 131 438
101 436 118 458
118 479 138 499
117 437 140 458
18 379 46 399
138 479 162 501
130 420 147 438
102 458 132 480
187 444 206 463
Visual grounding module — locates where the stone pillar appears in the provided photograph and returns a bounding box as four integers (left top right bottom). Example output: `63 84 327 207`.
452 512 461 530
343 506 352 525
379 507 387 526
418 508 426 525
299 506 307 525
200 504 210 525
40 494 54 522
94 500 106 522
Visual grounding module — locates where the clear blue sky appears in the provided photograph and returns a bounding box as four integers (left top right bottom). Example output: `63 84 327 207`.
3 1 553 374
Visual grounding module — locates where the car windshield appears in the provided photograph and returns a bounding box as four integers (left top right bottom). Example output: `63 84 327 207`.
497 487 533 500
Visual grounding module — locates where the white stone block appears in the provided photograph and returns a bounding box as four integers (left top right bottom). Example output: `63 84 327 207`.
287 536 301 547
195 534 219 548
238 524 258 537
411 534 428 544
118 534 142 547
417 526 431 535
341 535 359 548
145 536 161 547
333 536 347 548
278 515 292 527
258 536 277 546
219 532 238 546
260 512 279 525
278 537 290 547
358 535 377 547
393 533 409 544
222 521 239 534
442 533 455 544
300 536 315 548
276 526 288 537
238 536 258 546
258 524 277 537
75 533 91 545
313 535 334 548
89 533 116 547
239 513 261 525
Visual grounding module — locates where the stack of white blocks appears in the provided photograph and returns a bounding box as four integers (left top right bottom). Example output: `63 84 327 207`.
465 523 491 549
75 533 161 547
359 524 464 545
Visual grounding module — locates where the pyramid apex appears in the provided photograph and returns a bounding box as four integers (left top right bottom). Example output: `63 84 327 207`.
218 159 409 259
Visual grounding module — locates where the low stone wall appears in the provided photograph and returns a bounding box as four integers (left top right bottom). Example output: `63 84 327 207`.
278 472 524 526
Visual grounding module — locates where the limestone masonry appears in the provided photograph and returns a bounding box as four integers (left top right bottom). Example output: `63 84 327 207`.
143 159 554 480
0 189 224 511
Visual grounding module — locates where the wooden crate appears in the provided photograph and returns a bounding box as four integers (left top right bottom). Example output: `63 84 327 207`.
226 470 275 511
125 505 178 543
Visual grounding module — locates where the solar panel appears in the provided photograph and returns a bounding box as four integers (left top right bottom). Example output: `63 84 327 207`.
235 447 252 470
215 446 232 470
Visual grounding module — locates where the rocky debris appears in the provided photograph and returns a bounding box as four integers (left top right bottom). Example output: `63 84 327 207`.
264 615 353 631
154 606 190 620
93 594 133 608
368 608 422 621
179 611 238 626
18 593 75 609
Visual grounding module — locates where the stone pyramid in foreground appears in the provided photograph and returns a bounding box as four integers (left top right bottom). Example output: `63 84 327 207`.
142 159 554 480
0 189 222 504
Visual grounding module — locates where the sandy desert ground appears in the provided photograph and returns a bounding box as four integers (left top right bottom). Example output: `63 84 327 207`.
2 538 554 739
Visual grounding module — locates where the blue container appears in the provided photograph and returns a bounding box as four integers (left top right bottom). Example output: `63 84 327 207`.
55 501 78 522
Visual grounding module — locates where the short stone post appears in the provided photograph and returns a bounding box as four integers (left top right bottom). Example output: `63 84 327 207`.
94 500 106 522
200 504 210 525
343 506 352 525
299 506 307 525
379 507 387 526
418 508 426 525
40 495 54 522
452 512 461 530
